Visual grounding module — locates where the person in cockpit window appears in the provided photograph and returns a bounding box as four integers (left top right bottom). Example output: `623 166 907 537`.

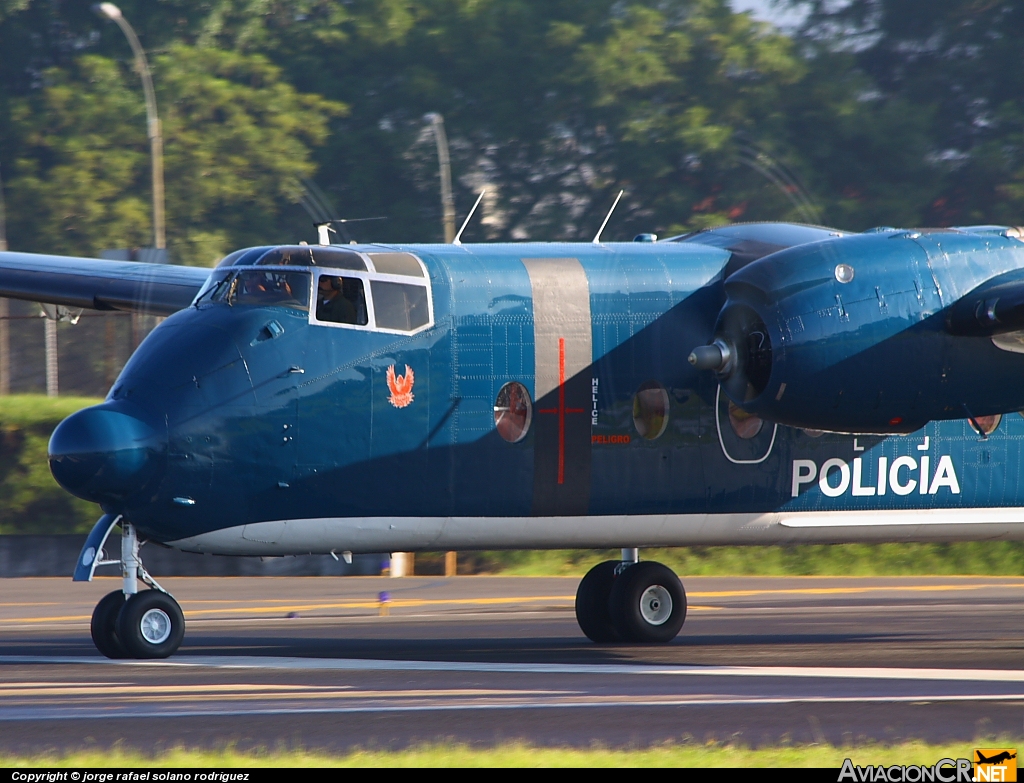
342 277 368 324
316 275 357 324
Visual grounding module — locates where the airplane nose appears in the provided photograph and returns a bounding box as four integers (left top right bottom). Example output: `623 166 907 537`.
48 404 165 505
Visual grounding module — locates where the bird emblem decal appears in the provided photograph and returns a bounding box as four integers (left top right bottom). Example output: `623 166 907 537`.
386 364 415 408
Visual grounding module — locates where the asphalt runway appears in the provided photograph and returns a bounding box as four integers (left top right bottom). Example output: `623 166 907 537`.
0 574 1023 752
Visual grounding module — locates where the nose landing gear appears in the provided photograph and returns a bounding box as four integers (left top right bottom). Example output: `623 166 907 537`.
574 552 687 644
78 515 185 659
90 589 128 658
115 589 185 658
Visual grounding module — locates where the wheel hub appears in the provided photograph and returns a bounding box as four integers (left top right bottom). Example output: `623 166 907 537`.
639 585 672 626
140 607 172 645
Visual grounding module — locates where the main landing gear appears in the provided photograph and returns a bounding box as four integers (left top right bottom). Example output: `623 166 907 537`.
83 518 185 659
574 549 686 644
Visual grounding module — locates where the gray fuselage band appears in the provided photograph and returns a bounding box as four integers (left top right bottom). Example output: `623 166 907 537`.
521 257 593 515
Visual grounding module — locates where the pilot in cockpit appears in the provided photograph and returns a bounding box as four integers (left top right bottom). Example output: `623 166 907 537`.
316 275 358 324
241 272 294 304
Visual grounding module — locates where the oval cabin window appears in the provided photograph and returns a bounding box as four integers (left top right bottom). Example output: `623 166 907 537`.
633 381 670 440
494 382 533 443
969 414 1001 435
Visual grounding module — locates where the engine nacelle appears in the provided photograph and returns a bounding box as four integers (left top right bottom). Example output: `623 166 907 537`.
690 230 1024 433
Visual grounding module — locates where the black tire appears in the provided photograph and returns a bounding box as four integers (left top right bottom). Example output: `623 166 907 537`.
608 561 686 644
575 560 621 642
116 590 185 659
91 590 128 659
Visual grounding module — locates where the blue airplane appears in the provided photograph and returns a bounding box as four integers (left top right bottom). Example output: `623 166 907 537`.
1 220 1023 658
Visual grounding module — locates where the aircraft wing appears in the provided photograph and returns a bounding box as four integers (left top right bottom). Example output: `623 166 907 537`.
0 251 211 316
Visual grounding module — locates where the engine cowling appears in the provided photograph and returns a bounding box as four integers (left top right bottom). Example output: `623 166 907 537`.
690 229 1024 433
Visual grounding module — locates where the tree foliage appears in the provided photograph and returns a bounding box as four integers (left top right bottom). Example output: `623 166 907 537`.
255 0 822 240
0 0 1022 260
1 6 343 263
792 0 1024 226
0 396 103 534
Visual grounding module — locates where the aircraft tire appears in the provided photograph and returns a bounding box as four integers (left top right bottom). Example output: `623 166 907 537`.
116 590 185 659
608 561 686 644
90 590 128 659
575 560 621 642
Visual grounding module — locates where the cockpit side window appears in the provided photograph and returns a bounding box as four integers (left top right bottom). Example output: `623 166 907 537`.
370 280 430 331
213 270 311 311
309 251 432 334
367 252 424 277
315 275 368 325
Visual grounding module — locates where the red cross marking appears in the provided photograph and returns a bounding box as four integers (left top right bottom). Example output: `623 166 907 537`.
538 337 586 484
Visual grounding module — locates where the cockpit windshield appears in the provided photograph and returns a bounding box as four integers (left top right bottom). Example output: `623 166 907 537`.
209 270 311 311
200 246 433 333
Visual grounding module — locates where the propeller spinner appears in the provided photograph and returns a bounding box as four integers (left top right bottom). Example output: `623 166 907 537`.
689 304 774 405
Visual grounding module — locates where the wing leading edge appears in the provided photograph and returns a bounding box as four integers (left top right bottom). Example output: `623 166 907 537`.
0 251 211 316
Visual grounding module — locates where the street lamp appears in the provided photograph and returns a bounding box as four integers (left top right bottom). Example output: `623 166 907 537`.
92 2 165 251
424 113 455 243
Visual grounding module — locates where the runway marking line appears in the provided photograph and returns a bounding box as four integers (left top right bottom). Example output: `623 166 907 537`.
184 595 577 617
0 683 350 696
688 583 1024 598
4 692 1024 721
0 682 124 689
159 581 1024 604
0 581 1019 630
4 655 1024 684
0 595 574 624
2 581 1023 624
0 686 568 702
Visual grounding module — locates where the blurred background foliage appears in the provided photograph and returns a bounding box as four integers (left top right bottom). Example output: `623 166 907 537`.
2 0 1023 264
0 396 102 534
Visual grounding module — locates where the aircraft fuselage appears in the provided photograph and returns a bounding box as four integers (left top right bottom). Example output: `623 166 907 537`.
46 235 1024 556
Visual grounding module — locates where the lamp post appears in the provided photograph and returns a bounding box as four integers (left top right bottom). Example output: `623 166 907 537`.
425 113 456 243
92 2 165 251
423 113 457 576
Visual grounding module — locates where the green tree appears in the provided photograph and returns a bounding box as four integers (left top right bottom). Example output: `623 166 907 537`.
3 41 342 263
790 0 1024 227
772 48 940 230
0 0 983 250
0 0 29 23
0 396 103 534
6 56 152 257
156 44 345 264
230 1 836 241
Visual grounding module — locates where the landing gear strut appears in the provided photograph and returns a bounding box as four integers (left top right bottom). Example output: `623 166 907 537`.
574 550 686 644
79 516 185 659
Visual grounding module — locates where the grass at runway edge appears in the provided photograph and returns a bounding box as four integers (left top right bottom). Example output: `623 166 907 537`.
456 542 1024 576
3 741 1021 767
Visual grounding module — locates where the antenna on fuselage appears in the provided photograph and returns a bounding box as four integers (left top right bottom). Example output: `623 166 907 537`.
452 190 485 246
592 190 624 244
316 223 334 245
313 217 387 246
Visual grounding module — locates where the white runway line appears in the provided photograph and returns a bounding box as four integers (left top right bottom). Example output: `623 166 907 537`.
2 654 1023 682
2 692 1024 722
